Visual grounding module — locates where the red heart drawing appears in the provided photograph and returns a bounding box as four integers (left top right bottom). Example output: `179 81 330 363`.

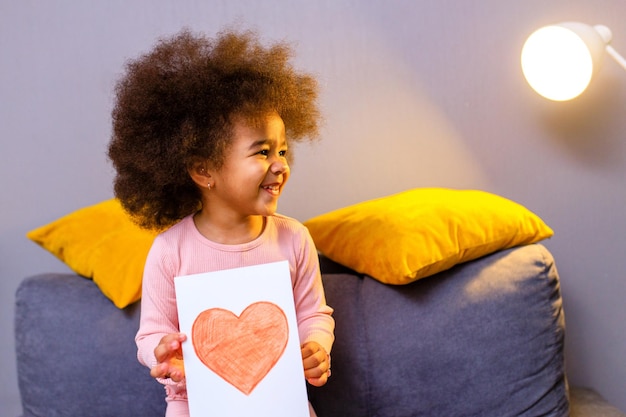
191 301 289 395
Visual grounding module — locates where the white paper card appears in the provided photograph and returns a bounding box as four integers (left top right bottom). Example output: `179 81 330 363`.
175 260 309 417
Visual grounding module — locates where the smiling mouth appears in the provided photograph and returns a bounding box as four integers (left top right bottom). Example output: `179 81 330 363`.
261 184 281 195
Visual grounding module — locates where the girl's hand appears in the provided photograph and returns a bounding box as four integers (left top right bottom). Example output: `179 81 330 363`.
150 333 187 382
301 341 331 387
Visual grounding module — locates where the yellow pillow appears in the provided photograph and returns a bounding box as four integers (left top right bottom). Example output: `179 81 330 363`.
304 188 554 285
26 199 158 308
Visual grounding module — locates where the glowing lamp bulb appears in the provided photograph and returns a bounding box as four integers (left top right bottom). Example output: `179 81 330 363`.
522 25 598 101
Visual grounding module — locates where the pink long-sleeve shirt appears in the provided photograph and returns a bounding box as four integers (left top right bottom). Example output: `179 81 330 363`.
135 213 335 404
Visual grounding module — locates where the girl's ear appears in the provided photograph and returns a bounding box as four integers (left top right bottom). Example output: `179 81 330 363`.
187 159 213 188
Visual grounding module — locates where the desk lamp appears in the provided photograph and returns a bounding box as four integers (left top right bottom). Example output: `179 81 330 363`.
521 22 626 101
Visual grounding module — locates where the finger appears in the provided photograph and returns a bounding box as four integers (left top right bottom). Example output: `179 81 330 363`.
150 362 170 379
160 332 186 346
304 359 330 378
300 341 322 359
166 361 186 382
153 343 176 363
150 358 186 381
154 333 186 362
150 366 183 381
302 349 327 371
306 371 329 387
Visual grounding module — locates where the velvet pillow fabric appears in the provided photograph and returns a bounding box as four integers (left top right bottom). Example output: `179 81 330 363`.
304 188 554 285
26 199 158 308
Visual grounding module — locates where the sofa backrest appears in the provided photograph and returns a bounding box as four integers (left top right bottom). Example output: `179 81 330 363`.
309 243 569 417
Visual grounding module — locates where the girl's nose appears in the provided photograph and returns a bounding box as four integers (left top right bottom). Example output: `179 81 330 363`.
271 159 289 175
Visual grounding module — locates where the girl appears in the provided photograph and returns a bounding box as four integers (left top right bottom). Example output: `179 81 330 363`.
108 28 334 417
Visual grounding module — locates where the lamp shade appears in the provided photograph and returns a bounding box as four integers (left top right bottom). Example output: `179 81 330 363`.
521 22 610 101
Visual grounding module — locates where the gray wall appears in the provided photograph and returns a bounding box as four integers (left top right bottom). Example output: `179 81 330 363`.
2 1 625 414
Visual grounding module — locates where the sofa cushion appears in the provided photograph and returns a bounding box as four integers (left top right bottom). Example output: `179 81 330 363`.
15 273 166 417
309 243 568 417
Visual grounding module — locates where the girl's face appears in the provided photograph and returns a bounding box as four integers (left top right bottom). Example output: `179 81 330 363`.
209 112 290 219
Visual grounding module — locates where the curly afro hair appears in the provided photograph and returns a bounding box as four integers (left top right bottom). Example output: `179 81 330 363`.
108 28 320 230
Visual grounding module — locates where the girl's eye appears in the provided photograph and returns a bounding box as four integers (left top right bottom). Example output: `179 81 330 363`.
258 149 269 156
279 149 288 157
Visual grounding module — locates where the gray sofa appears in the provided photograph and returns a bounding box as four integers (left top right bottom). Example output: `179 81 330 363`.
14 243 626 417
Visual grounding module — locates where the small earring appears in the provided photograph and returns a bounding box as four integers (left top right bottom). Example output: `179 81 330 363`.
207 183 212 190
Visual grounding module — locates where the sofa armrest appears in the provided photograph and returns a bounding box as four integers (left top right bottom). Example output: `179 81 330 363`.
571 387 626 417
15 273 165 417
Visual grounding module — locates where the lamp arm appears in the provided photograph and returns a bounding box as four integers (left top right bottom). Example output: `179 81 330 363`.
606 45 626 72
